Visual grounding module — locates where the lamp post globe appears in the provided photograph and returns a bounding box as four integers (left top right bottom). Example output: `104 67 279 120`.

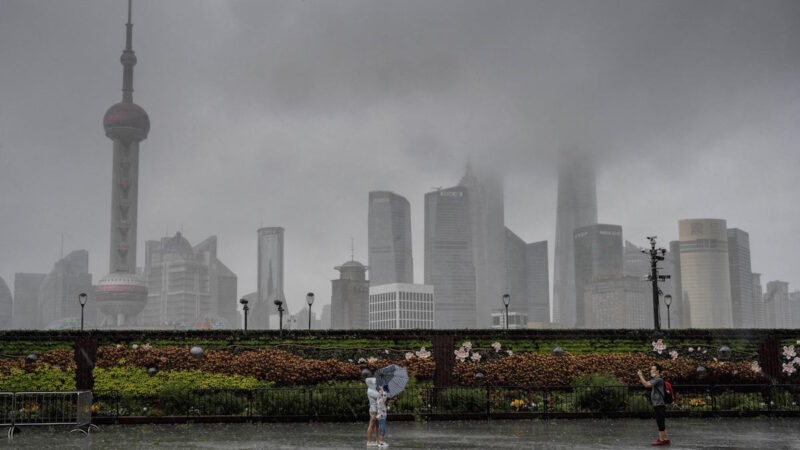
664 295 672 329
239 298 249 336
274 299 284 335
78 293 88 331
306 292 315 330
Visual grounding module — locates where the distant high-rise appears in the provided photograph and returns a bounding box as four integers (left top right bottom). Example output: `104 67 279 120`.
553 153 598 328
320 304 331 329
12 273 46 329
525 241 550 326
727 228 755 328
573 224 623 328
369 283 434 330
764 280 789 328
255 227 285 329
504 228 528 322
424 186 476 328
668 240 686 329
331 260 369 329
679 219 733 328
0 277 11 329
459 164 506 327
752 273 765 328
787 291 800 328
584 275 652 329
142 233 237 328
96 0 150 327
368 191 413 285
39 250 95 329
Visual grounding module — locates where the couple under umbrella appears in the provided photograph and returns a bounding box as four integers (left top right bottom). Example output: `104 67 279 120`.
366 364 408 447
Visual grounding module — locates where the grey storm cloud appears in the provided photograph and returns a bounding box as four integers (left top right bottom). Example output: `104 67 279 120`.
0 0 798 315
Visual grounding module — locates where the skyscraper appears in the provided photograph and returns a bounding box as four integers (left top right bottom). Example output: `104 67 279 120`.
368 191 413 285
573 224 623 328
12 273 46 329
727 228 755 328
255 227 285 329
764 280 789 328
369 283 435 330
553 153 598 328
96 0 150 327
0 277 11 329
331 260 369 329
668 240 686 328
142 233 237 328
459 165 506 327
678 219 733 328
39 250 95 329
752 273 764 328
525 241 550 326
424 186 476 328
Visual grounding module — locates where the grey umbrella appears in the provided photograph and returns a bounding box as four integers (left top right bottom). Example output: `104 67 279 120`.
374 364 409 398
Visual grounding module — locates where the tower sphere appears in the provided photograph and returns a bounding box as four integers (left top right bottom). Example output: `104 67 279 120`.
103 102 150 141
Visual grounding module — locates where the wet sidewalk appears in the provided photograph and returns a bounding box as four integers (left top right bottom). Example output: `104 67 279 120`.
4 418 800 449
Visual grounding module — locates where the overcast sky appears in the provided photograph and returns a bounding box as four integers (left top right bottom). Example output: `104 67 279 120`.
1 0 798 316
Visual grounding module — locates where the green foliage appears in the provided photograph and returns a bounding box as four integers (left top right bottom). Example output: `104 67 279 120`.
571 373 628 412
435 388 486 413
0 366 75 391
93 367 272 396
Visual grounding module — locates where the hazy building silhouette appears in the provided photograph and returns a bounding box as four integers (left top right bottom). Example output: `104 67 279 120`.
12 273 46 329
727 228 755 328
368 191 413 285
320 304 331 329
0 277 11 329
504 228 528 322
331 260 369 329
667 240 686 328
584 275 653 328
573 224 623 328
369 283 434 329
255 227 285 329
39 250 95 329
788 291 800 328
553 153 598 328
459 164 506 328
679 219 733 328
142 232 237 329
525 241 550 327
424 186 476 328
752 273 765 328
764 280 789 328
96 1 150 327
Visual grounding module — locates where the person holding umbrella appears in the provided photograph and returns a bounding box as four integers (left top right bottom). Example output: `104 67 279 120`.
376 384 390 447
366 377 380 447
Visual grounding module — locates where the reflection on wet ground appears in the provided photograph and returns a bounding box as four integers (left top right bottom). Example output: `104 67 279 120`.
3 418 800 449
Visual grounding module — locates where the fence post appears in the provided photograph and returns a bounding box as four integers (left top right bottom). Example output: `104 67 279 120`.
74 335 98 391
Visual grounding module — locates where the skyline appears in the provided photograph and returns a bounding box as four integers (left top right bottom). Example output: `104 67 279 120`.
1 0 799 317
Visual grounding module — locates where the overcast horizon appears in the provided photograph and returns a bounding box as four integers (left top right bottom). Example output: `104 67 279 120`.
1 0 798 317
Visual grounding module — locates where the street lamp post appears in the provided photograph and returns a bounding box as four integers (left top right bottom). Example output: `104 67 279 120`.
274 299 285 336
239 298 249 337
78 293 87 331
502 294 510 330
664 295 672 329
306 292 315 330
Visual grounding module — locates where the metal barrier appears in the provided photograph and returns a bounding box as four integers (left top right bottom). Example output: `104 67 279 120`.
4 391 97 439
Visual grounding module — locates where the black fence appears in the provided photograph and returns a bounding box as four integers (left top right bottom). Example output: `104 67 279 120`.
89 384 800 423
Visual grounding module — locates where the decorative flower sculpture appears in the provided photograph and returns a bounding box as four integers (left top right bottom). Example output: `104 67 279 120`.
416 347 431 359
471 352 482 363
462 341 473 351
652 339 667 354
782 362 796 375
454 347 469 362
782 345 796 360
405 352 414 361
669 350 679 360
491 342 502 353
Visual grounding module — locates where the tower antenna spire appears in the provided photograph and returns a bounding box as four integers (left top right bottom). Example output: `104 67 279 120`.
121 0 137 103
350 237 354 261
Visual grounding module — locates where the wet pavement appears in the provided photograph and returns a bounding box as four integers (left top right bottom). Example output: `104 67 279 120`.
3 418 800 449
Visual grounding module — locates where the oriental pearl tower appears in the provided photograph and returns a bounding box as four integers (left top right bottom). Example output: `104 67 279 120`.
96 0 150 327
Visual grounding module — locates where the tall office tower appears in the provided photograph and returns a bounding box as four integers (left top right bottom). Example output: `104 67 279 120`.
459 165 506 327
573 224 623 328
330 260 369 329
752 273 764 328
368 191 413 285
369 283 435 330
254 227 285 329
727 229 755 328
96 0 150 327
764 280 789 328
39 250 96 329
787 291 800 328
584 275 652 329
142 233 237 328
320 304 331 329
668 241 685 329
504 228 528 321
623 241 649 277
12 273 46 329
0 277 11 329
525 241 550 327
553 153 598 328
424 186 476 328
679 219 733 328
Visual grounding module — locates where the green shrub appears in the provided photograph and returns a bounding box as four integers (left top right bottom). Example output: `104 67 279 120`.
435 387 486 413
571 373 627 412
0 366 75 391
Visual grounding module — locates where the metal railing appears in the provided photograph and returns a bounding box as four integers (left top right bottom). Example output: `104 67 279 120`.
87 384 800 422
2 391 96 439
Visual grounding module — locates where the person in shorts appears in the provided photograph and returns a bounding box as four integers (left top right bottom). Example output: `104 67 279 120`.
638 364 670 446
366 377 380 447
376 384 389 447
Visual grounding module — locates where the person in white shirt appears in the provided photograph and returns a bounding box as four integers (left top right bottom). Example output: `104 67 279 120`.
366 377 380 447
376 385 389 448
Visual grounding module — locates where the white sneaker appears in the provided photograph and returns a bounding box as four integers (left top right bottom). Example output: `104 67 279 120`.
367 442 378 447
378 442 389 448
